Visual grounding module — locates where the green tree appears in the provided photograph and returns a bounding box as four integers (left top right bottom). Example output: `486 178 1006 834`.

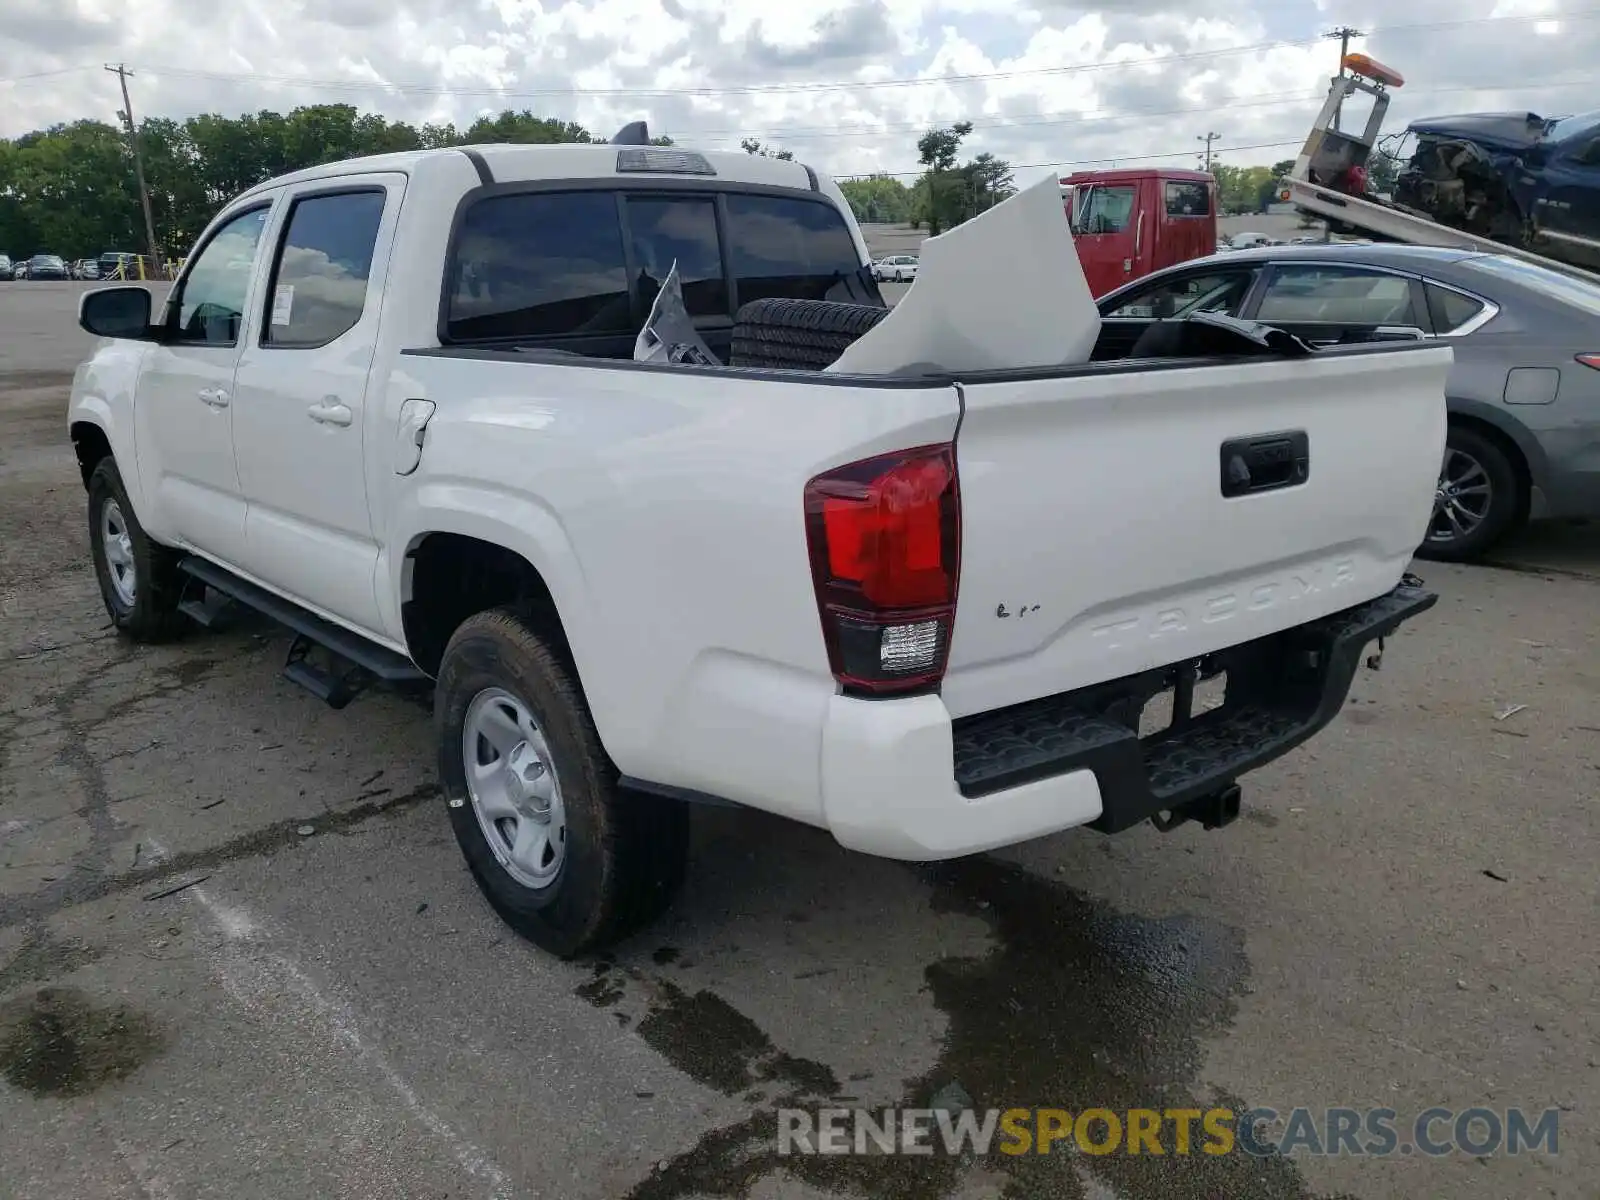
914 121 971 235
740 138 794 160
838 174 912 223
459 110 593 145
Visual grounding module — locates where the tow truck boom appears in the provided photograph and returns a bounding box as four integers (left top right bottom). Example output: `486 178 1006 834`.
1286 53 1600 286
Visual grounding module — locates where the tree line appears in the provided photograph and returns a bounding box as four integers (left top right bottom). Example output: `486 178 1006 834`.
0 104 672 260
1 97 1338 260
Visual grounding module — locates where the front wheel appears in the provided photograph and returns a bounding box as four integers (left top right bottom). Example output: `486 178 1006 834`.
1415 425 1521 563
435 608 689 958
87 458 188 641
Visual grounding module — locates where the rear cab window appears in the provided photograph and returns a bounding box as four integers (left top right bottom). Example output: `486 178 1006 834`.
442 186 867 355
1163 181 1210 218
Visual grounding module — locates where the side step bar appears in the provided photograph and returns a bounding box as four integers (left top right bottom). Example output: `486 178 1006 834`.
176 556 428 709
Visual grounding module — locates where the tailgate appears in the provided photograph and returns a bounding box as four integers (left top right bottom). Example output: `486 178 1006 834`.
941 343 1450 719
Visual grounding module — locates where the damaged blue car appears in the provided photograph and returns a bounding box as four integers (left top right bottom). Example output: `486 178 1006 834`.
1394 109 1600 272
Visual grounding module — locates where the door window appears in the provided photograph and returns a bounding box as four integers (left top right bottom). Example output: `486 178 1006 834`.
445 191 632 341
1105 271 1254 319
263 190 387 348
1254 266 1419 326
170 207 272 345
626 196 727 318
724 193 863 304
1073 186 1136 235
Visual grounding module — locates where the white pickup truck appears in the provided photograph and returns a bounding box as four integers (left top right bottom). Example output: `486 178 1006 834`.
69 135 1446 958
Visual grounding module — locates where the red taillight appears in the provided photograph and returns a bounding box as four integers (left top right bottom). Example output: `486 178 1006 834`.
804 444 960 697
1577 353 1600 371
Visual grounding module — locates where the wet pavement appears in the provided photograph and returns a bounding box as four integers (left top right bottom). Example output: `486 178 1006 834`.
1 282 1597 1199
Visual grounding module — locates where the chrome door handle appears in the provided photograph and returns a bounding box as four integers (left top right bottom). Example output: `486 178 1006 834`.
197 387 230 408
308 400 353 427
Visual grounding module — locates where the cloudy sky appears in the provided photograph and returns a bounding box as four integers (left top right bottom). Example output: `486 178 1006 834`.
1 0 1593 185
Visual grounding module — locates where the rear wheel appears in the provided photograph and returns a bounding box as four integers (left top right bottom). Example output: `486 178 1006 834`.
87 458 188 642
1415 424 1521 563
435 608 689 958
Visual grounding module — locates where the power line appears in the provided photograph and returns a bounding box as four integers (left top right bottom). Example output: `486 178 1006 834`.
1197 131 1222 172
0 65 98 86
838 138 1309 181
130 9 1600 101
691 75 1595 145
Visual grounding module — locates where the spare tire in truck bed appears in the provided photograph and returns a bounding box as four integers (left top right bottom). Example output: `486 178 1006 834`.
729 297 891 371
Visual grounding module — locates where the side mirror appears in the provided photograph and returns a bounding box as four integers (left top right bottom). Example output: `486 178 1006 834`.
79 286 156 340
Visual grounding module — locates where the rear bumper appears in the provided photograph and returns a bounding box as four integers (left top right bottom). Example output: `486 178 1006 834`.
818 580 1436 859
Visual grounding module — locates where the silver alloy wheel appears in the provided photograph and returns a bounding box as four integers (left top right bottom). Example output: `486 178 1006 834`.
101 498 137 607
1427 447 1492 544
461 686 567 889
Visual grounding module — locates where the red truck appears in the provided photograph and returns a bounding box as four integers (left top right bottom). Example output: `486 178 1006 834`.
1061 168 1219 297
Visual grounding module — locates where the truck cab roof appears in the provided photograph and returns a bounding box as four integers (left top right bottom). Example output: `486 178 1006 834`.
238 142 822 200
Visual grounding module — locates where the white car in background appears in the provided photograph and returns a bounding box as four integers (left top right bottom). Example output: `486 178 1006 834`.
874 254 919 283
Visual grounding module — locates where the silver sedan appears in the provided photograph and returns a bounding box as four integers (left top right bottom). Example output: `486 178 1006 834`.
1094 243 1600 562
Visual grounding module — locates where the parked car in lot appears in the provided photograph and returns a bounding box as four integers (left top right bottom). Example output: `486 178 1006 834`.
0 254 11 280
1094 242 1600 561
98 251 139 280
68 140 1443 958
874 253 919 282
24 254 68 280
13 259 28 279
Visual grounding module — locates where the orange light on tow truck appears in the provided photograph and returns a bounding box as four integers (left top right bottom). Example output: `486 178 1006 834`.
1342 53 1404 88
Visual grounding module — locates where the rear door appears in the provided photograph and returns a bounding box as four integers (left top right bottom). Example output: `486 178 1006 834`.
1243 263 1431 345
942 344 1452 718
230 175 400 631
1070 183 1142 297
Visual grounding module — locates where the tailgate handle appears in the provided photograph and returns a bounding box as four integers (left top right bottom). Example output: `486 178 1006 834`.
1220 431 1309 498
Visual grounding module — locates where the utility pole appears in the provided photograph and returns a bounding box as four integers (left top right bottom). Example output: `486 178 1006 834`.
1322 26 1365 131
105 63 161 276
1323 26 1366 75
1197 132 1221 173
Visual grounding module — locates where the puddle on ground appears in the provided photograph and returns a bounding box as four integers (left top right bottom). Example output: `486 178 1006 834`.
621 857 1322 1200
633 977 839 1100
0 985 163 1098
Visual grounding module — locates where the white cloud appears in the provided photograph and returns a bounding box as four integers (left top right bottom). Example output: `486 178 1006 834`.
2 0 1596 188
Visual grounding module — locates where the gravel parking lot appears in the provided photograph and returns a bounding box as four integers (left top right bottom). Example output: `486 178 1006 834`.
1 280 1596 1200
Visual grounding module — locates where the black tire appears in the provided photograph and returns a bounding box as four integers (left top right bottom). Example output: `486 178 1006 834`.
729 297 890 371
86 458 189 642
1415 423 1522 563
435 608 689 958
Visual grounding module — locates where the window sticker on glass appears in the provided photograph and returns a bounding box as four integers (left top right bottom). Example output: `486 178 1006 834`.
271 285 295 326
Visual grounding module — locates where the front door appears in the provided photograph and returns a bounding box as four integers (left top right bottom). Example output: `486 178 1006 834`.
133 204 274 557
1070 183 1141 298
1091 265 1263 360
1538 133 1600 255
229 177 401 633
